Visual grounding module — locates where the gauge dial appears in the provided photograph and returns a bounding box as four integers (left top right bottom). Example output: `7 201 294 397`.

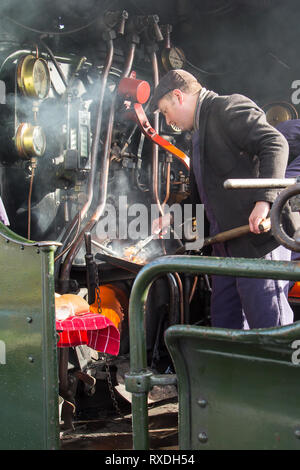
161 47 186 72
263 102 298 128
15 123 46 158
17 55 50 99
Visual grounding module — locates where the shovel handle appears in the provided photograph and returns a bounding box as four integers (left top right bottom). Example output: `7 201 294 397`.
204 217 271 246
258 218 271 232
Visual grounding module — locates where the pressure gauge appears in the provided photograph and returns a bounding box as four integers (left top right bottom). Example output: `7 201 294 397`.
15 123 46 158
17 55 50 99
263 102 298 127
161 47 186 72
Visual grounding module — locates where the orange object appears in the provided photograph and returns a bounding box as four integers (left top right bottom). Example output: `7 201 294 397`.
118 77 150 104
289 281 300 298
90 285 125 329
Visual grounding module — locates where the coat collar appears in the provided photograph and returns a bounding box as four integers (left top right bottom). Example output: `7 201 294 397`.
193 89 218 131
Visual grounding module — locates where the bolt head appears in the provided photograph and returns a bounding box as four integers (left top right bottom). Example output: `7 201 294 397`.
198 432 208 443
198 398 207 408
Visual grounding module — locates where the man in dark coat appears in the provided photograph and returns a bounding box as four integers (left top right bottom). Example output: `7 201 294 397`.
150 69 299 329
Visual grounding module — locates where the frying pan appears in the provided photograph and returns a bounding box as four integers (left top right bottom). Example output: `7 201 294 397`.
92 218 271 272
95 252 144 273
91 239 147 272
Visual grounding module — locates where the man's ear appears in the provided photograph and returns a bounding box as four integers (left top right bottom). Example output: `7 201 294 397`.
173 88 184 105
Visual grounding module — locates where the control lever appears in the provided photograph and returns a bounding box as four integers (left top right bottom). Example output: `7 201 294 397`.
133 103 190 169
203 218 271 247
175 218 271 254
117 76 190 169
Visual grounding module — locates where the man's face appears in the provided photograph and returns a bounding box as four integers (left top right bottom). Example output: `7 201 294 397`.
158 90 193 132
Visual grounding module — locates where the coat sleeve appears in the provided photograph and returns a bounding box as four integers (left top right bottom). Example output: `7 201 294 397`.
217 94 289 203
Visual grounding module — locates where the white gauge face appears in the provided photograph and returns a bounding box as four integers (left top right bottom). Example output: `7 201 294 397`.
169 47 185 69
32 126 46 156
32 59 50 99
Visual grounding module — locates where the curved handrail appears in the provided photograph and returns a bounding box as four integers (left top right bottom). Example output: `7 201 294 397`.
126 254 300 449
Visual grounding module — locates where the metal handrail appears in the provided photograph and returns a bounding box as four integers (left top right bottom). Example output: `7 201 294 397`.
125 254 300 449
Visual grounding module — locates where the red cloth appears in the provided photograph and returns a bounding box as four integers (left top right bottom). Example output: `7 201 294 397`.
56 313 120 355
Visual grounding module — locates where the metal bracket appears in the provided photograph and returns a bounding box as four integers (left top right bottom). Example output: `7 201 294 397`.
125 370 177 393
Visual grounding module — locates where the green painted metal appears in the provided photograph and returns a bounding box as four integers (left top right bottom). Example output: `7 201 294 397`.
125 255 300 450
0 223 60 450
165 324 300 449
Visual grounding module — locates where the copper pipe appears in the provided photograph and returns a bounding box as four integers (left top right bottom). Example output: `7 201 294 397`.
150 51 164 216
161 160 171 207
150 51 173 256
79 40 114 223
189 276 198 304
27 166 35 240
60 43 136 284
55 39 114 265
91 41 136 224
27 158 37 240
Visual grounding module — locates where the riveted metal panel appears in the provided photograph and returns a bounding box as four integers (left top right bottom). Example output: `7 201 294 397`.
166 326 300 450
0 224 59 450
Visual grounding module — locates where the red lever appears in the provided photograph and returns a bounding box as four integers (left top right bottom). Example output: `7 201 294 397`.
118 77 150 104
118 77 190 169
133 103 190 170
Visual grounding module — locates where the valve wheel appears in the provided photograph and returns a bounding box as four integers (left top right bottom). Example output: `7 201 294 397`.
270 183 300 252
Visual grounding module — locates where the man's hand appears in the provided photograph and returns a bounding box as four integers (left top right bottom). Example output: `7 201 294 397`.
152 212 173 237
249 201 270 234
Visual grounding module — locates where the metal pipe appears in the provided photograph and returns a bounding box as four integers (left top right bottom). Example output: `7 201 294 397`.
150 50 175 256
60 42 136 284
40 38 68 88
91 42 136 224
151 51 163 216
189 275 198 303
55 38 114 272
61 56 87 100
125 254 300 449
161 159 171 207
79 38 115 223
120 103 149 156
224 178 298 189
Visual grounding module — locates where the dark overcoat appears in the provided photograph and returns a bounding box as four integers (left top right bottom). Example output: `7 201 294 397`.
191 91 300 258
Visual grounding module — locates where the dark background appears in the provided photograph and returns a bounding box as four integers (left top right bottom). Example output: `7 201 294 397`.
1 0 300 108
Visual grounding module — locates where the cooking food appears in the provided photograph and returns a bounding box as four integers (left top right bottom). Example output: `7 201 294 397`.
123 246 147 264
